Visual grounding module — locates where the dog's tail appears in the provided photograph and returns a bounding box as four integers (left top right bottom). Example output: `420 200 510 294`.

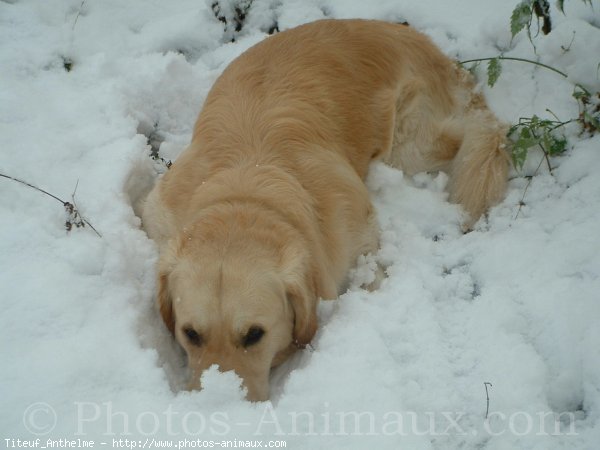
446 110 510 228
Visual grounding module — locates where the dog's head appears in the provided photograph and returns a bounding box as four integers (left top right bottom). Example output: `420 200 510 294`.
157 212 320 401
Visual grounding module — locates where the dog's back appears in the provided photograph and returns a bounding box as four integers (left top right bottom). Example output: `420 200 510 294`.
164 20 507 225
189 20 455 178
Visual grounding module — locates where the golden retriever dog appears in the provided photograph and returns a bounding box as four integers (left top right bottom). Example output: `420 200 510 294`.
142 19 508 401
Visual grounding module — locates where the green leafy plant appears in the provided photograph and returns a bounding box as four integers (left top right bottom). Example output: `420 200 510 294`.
510 0 592 46
505 84 599 172
458 56 574 171
508 115 568 170
486 58 502 88
459 0 599 173
511 1 538 39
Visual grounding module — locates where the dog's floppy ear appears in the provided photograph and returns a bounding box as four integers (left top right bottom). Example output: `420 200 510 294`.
158 272 174 334
282 246 337 348
157 240 179 335
285 271 319 348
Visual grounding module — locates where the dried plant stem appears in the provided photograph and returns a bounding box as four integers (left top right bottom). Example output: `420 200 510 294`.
514 154 546 221
0 173 64 203
72 1 86 31
0 173 101 237
484 382 493 419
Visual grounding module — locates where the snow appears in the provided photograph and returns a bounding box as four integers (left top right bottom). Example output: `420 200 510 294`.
1 0 599 448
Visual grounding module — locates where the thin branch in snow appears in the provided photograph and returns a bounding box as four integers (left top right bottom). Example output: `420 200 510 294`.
514 154 545 221
72 1 86 31
484 382 493 419
0 173 102 237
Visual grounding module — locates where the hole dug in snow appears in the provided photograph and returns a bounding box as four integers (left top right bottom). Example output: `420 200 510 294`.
125 120 183 221
121 134 189 393
123 154 158 221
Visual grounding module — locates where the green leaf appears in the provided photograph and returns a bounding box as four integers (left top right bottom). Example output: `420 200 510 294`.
541 132 567 156
518 127 540 148
557 0 565 13
487 58 502 87
537 119 555 129
572 85 590 101
548 136 567 155
511 1 533 38
510 126 541 170
511 144 529 170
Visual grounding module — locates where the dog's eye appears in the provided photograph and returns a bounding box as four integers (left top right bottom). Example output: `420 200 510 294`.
243 326 265 348
183 327 203 346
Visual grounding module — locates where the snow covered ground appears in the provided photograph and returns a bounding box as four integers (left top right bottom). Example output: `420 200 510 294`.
1 0 599 448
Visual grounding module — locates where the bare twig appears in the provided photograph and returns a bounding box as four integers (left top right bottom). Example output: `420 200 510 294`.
484 382 493 419
72 1 86 31
0 173 101 237
514 154 545 221
538 143 553 174
70 179 102 237
0 173 64 203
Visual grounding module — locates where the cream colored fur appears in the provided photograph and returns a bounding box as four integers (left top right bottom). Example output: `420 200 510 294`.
142 19 509 401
